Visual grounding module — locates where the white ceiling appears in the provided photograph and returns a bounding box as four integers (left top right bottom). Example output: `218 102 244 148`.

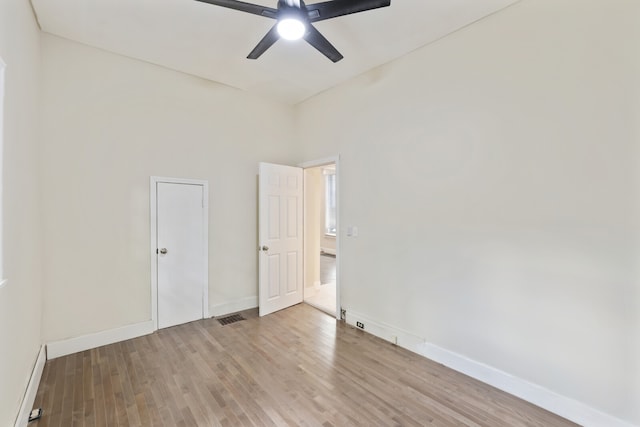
32 0 518 105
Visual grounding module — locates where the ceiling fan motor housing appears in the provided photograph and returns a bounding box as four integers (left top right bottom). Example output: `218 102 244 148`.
277 0 309 39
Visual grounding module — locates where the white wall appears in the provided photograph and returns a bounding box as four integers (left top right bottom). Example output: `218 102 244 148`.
0 1 43 425
297 0 640 424
40 35 299 341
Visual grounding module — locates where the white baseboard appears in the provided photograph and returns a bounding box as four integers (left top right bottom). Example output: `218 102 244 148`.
46 321 154 360
14 345 46 427
321 247 336 256
346 310 637 427
46 296 261 360
210 296 258 317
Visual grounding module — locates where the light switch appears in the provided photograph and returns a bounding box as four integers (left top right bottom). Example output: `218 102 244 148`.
346 225 358 237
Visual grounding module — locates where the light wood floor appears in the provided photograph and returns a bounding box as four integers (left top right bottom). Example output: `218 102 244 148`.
305 254 337 313
304 282 336 315
33 304 577 427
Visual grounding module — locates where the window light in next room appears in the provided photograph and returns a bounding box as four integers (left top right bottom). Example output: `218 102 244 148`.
324 167 336 236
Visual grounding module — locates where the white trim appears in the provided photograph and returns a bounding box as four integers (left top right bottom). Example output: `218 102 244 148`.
346 310 423 348
150 176 210 331
150 177 158 329
320 247 336 256
209 296 258 317
415 343 637 427
305 299 337 317
0 57 6 286
299 156 341 320
46 321 154 360
14 345 46 427
345 310 637 427
298 156 339 169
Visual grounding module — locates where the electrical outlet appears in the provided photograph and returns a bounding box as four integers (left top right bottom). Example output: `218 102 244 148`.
28 408 43 422
356 321 364 329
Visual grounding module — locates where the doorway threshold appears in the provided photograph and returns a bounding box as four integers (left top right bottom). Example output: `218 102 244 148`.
304 301 337 318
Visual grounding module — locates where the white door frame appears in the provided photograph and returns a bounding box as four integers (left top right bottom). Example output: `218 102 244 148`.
298 156 341 320
150 176 209 331
0 57 6 290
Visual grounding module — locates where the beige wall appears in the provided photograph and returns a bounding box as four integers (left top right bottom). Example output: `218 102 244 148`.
297 0 640 424
0 0 43 425
40 35 299 341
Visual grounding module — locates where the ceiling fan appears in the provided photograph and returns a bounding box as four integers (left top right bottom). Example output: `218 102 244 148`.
194 0 391 62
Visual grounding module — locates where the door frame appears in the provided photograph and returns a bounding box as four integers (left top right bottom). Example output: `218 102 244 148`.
0 57 6 290
150 176 209 331
298 156 341 320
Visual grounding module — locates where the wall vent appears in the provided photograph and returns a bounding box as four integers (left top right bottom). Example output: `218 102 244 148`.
217 313 245 326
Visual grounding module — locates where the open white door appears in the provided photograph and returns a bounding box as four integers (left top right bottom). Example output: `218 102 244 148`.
259 162 304 316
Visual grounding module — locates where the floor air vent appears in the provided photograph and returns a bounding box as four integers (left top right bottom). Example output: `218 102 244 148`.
217 313 245 326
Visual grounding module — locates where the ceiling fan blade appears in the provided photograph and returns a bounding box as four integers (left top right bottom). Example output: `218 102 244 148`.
194 0 278 19
306 0 390 22
247 25 280 59
304 24 343 63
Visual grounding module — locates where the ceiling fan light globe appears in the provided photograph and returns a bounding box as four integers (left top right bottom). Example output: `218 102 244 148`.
277 18 305 40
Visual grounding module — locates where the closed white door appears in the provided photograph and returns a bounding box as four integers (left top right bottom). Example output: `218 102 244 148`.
156 182 206 329
258 163 304 316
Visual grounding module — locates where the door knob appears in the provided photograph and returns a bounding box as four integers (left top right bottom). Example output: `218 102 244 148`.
261 245 269 252
159 248 168 254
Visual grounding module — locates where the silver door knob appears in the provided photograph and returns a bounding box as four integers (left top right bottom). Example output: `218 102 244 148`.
261 245 269 251
159 248 168 254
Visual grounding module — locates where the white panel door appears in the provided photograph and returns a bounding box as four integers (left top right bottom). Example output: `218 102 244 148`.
259 163 304 316
157 182 205 329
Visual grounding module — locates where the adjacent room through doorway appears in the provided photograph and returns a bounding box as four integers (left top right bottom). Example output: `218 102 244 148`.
303 163 337 315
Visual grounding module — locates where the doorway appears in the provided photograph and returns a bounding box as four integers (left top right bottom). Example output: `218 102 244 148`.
302 162 338 317
257 159 340 319
150 177 209 330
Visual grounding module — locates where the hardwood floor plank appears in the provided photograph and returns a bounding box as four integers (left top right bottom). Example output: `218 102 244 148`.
33 304 578 427
99 349 117 427
58 353 75 427
71 351 84 427
36 357 56 426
